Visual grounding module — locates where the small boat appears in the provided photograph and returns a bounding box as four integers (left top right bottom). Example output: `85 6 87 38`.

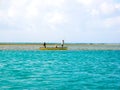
40 40 67 50
39 47 67 50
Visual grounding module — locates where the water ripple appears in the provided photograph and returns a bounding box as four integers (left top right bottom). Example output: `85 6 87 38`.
0 50 120 90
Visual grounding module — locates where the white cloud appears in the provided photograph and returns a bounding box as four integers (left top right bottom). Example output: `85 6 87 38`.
7 7 16 18
6 0 65 19
24 0 65 19
0 11 3 17
25 0 42 18
25 6 39 18
43 12 67 30
76 0 120 17
4 0 27 19
104 16 120 27
0 0 66 31
0 0 120 43
90 9 99 16
44 0 65 7
115 3 120 9
99 2 115 14
45 12 65 24
77 0 94 6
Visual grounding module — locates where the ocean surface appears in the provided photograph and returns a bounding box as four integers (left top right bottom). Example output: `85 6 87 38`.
0 50 120 90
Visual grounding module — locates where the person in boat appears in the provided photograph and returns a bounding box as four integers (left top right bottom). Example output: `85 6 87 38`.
61 40 64 48
55 45 58 48
61 44 63 48
43 42 46 48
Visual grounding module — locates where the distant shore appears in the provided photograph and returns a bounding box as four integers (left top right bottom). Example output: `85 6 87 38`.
0 43 120 50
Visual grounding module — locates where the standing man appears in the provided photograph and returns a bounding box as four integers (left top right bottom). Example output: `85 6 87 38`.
43 42 46 48
61 40 64 48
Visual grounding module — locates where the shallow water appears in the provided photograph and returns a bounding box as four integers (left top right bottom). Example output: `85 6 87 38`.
0 50 120 90
0 44 120 50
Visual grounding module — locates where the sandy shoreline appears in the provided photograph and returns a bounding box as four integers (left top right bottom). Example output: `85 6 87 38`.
0 43 120 50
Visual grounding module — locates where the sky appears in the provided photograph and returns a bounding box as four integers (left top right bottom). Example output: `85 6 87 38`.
0 0 120 43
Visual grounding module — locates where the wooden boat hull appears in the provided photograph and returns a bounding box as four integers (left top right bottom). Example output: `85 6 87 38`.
39 47 67 50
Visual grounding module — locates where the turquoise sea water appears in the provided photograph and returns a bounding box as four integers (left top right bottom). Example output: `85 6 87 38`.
0 50 120 90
